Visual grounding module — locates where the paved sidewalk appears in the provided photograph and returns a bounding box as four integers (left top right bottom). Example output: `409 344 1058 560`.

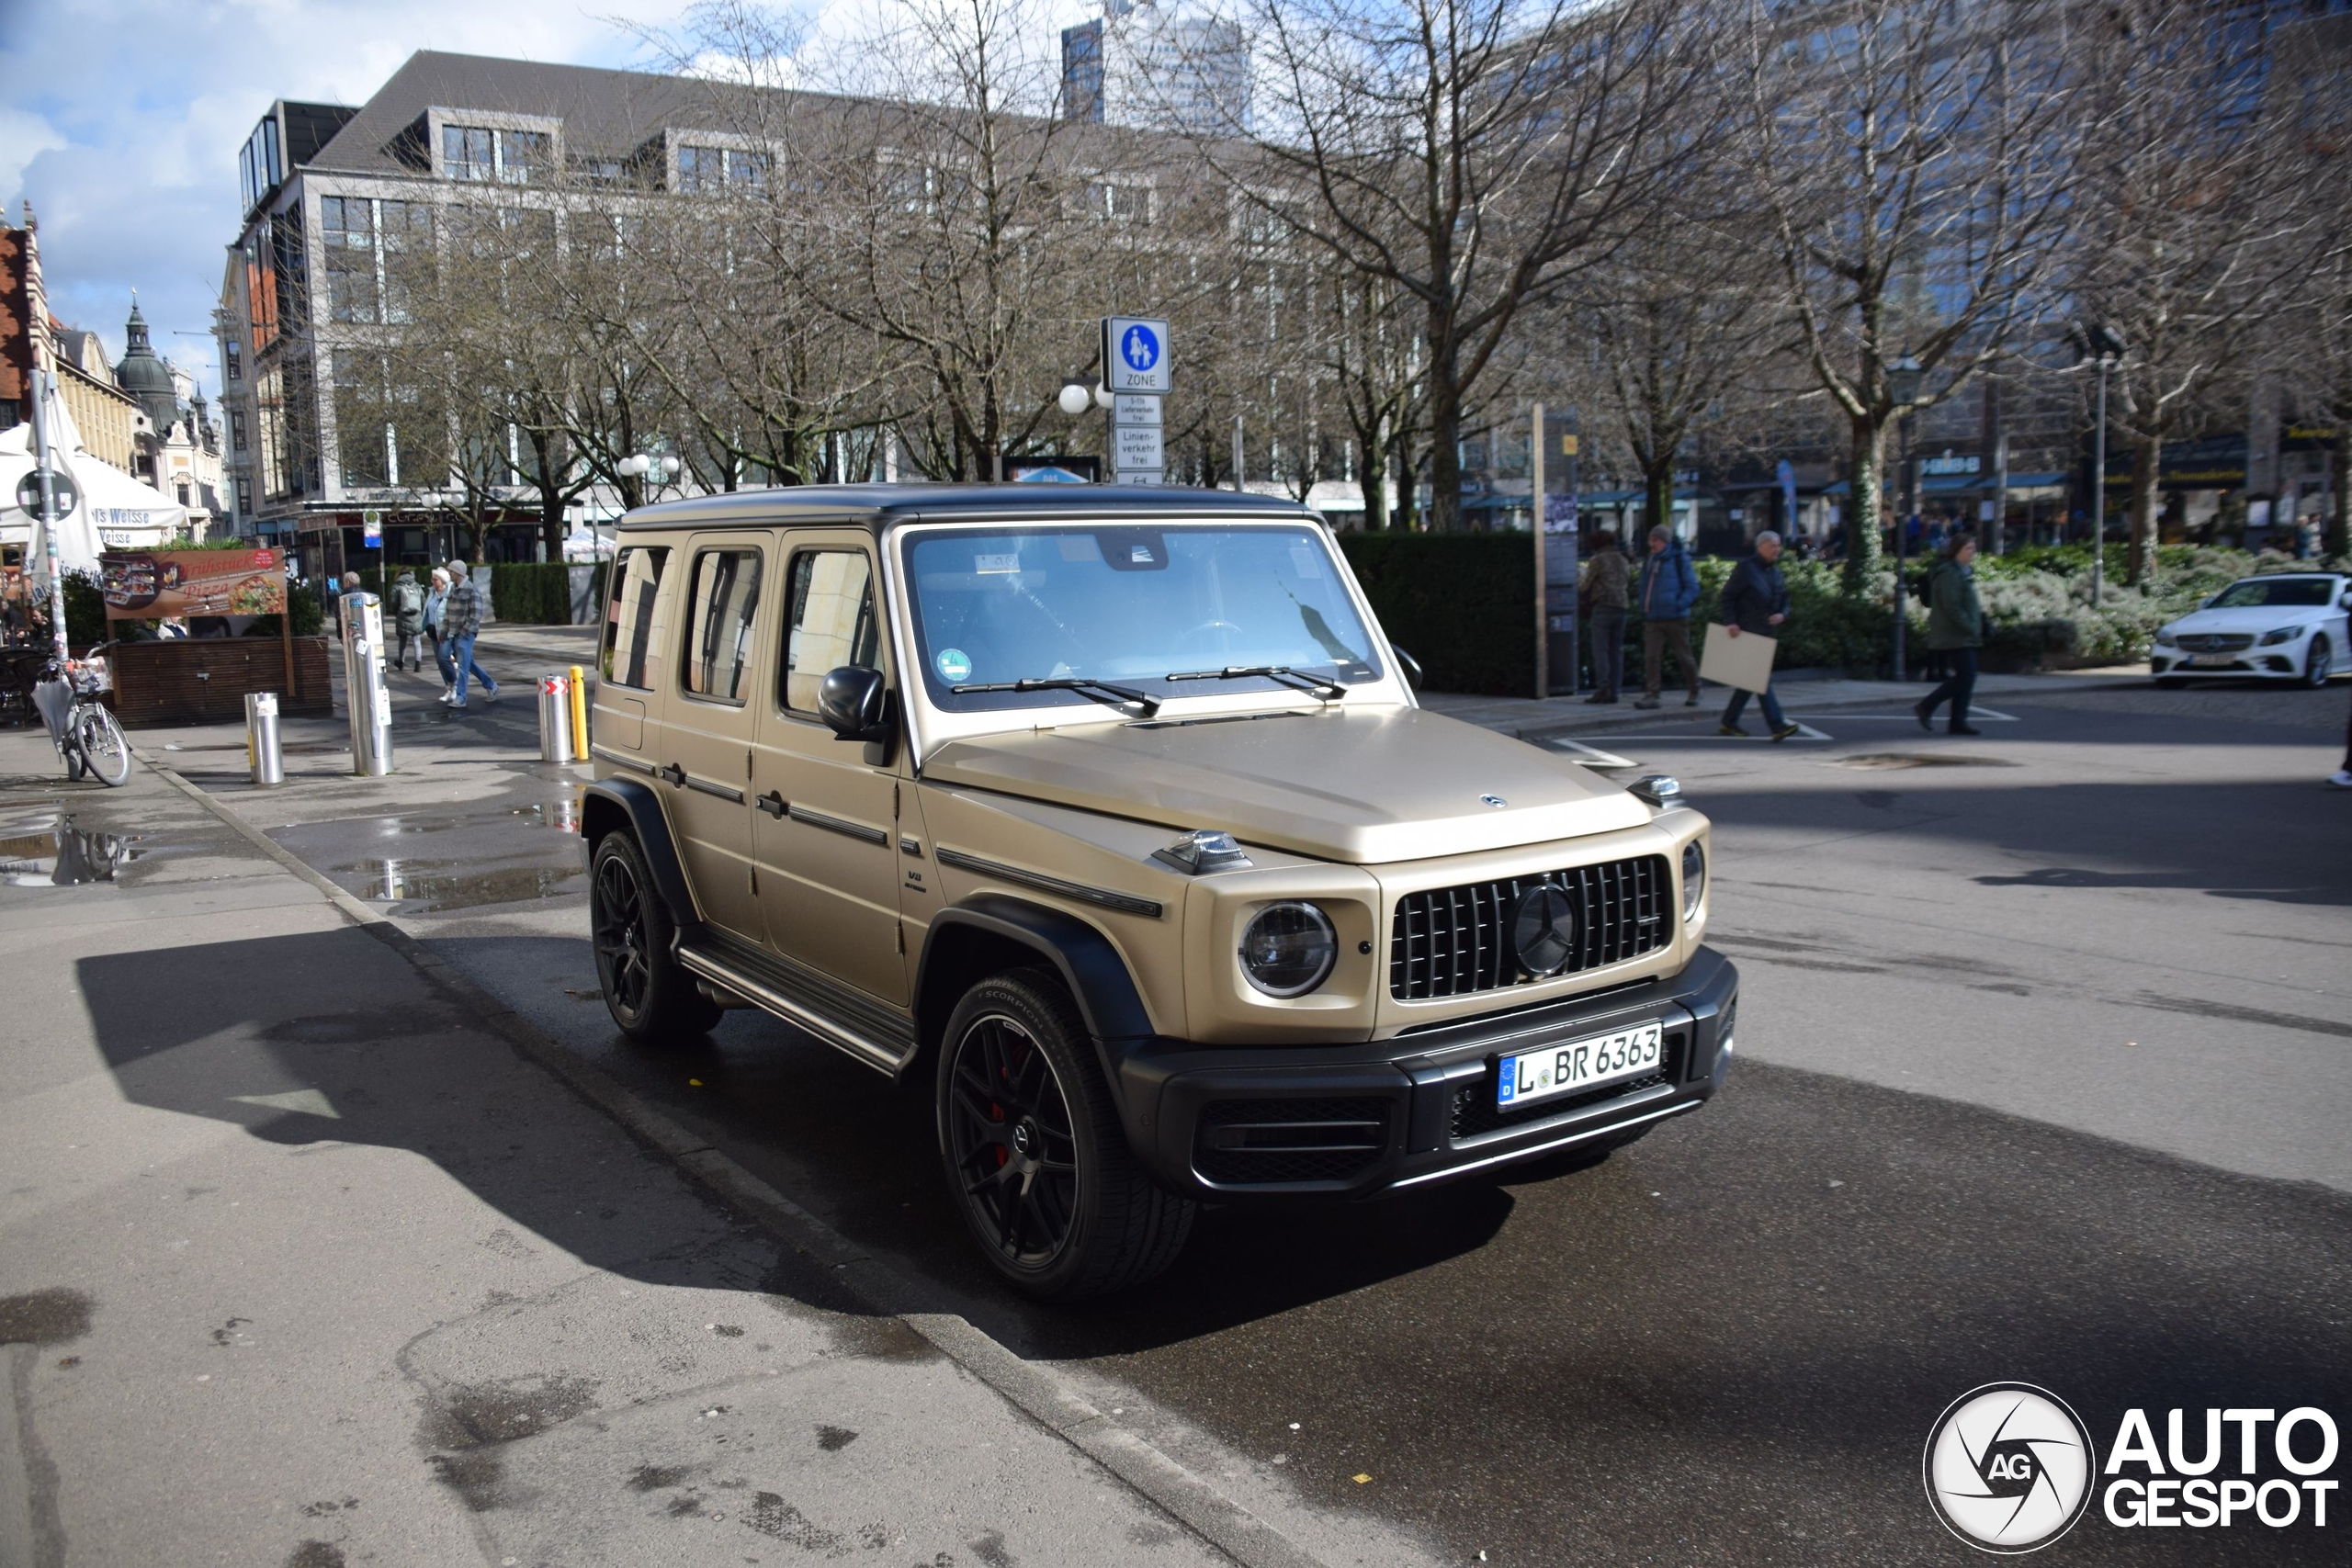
0 735 1262 1568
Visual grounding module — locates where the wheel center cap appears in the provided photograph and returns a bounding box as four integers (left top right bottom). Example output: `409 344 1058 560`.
1011 1119 1038 1158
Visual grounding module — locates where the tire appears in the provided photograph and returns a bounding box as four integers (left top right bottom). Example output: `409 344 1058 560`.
2302 637 2333 689
74 706 131 786
2154 676 2188 690
589 831 720 1043
936 969 1193 1301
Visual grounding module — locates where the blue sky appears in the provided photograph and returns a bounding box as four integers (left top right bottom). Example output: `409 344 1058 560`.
3 0 1097 403
0 2 706 399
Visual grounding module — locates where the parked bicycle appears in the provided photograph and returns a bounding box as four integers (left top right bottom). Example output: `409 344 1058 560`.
32 656 132 786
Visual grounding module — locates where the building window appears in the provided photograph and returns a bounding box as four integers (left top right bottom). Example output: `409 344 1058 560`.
224 340 243 383
235 477 254 516
496 129 551 183
334 355 391 489
443 125 495 181
176 480 192 506
322 196 379 323
230 408 248 452
678 145 768 195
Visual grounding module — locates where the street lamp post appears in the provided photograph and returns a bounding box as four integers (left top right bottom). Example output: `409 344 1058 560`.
1887 355 1924 682
2073 323 2125 608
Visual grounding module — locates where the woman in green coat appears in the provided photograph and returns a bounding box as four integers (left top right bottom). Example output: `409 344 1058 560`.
1916 533 1985 735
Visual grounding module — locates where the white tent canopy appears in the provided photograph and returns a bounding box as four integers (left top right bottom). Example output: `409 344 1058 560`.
0 392 187 574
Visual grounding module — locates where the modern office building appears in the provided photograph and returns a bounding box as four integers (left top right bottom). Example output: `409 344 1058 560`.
1061 0 1250 136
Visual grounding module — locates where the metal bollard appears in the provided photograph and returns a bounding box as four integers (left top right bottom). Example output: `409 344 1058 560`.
341 591 394 777
567 663 592 761
245 691 283 785
537 672 572 762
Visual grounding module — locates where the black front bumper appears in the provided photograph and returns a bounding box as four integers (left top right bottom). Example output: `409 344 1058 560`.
1112 947 1737 1200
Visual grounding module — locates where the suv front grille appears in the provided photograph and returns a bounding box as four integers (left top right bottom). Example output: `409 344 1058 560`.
1389 854 1673 1001
1193 1098 1392 1186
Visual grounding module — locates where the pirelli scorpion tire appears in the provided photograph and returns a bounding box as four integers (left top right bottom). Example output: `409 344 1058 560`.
936 969 1194 1301
590 831 721 1044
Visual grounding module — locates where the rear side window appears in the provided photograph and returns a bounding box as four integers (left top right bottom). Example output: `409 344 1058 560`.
601 546 669 689
682 548 763 702
782 549 880 714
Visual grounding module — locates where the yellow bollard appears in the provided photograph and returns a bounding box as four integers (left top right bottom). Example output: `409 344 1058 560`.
568 663 592 761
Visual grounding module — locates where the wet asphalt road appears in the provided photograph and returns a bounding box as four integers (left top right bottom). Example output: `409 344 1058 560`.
224 671 2352 1564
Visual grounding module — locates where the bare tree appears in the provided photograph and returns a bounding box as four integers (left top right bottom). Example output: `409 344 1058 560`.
2069 0 2315 581
1733 0 2079 592
1204 0 1710 529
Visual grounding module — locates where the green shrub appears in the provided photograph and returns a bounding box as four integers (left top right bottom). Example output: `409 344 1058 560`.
1339 532 1537 695
486 561 605 626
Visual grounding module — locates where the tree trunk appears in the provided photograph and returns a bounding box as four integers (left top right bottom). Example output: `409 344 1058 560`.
1840 416 1885 597
1394 445 1420 532
1425 323 1464 530
1643 461 1676 553
2127 433 2162 584
2327 427 2350 561
1358 430 1388 531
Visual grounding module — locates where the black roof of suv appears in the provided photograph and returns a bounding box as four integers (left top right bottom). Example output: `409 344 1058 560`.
618 482 1323 536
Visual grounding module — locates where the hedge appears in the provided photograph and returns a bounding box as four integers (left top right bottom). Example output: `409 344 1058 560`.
490 561 607 626
1339 532 1538 696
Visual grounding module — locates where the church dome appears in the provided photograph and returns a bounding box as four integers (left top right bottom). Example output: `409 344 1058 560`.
114 298 180 432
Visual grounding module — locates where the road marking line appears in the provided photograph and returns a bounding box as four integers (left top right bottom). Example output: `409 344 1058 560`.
1543 739 1640 768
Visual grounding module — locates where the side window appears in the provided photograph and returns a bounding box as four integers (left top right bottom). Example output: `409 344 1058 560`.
682 548 763 702
601 546 669 689
783 550 880 714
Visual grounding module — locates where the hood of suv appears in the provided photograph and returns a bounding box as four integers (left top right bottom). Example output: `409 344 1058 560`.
922 704 1649 863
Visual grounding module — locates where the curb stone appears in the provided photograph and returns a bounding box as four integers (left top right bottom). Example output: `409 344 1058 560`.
132 746 1337 1568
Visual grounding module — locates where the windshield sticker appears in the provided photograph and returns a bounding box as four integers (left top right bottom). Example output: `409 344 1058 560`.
936 648 973 682
1130 545 1155 564
974 553 1021 575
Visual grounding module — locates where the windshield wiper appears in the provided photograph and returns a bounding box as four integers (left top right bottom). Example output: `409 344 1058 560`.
952 677 1162 717
1164 665 1350 701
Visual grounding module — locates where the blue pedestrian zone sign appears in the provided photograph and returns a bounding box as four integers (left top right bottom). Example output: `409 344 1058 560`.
1102 316 1172 394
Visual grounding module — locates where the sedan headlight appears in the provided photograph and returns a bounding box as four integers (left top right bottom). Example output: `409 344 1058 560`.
2153 628 2178 648
1238 902 1338 998
2260 625 2306 646
1681 840 1706 921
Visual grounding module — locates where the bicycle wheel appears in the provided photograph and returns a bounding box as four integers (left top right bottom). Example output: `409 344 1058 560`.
75 706 132 786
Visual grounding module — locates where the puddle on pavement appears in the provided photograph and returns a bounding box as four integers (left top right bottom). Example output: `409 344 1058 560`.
356 793 582 841
343 857 583 911
0 812 147 886
1829 752 2020 771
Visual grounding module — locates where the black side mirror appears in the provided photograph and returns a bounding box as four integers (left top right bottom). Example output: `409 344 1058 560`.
1392 646 1423 689
817 665 892 742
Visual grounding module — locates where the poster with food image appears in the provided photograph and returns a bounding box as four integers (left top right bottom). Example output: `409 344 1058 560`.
98 548 286 619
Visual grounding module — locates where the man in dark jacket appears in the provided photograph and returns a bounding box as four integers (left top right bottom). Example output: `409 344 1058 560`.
1633 525 1702 709
1916 533 1985 735
1579 529 1630 703
1718 531 1798 741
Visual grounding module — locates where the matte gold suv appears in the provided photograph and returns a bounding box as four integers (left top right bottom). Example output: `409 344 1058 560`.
582 485 1736 1298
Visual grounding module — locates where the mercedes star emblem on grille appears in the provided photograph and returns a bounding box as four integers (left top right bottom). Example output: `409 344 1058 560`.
1512 883 1577 976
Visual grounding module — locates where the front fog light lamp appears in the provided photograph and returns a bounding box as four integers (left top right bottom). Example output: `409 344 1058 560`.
1238 901 1338 998
1681 840 1706 921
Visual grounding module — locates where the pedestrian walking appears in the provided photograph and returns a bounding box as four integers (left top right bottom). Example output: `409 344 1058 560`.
423 569 456 693
1916 533 1985 736
388 570 426 672
439 560 499 712
1717 530 1798 741
1632 525 1702 709
1579 529 1630 704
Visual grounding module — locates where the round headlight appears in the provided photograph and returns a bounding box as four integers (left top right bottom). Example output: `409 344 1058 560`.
2154 628 2178 648
1681 840 1706 921
1238 902 1338 998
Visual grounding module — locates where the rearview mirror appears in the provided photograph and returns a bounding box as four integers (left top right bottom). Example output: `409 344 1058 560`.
817 665 892 743
1392 646 1424 689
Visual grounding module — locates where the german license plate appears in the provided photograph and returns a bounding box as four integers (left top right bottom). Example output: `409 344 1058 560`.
1498 1022 1664 1109
2189 653 2237 667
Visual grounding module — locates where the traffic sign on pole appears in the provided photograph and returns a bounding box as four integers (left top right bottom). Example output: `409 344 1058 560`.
1101 318 1171 395
1114 394 1162 428
1113 424 1165 475
16 468 78 519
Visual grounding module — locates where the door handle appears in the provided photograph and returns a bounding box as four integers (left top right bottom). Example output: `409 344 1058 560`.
658 762 686 787
755 790 787 818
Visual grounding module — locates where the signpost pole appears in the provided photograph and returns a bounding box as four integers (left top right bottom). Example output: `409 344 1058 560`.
279 550 296 696
1532 401 1547 701
30 370 69 665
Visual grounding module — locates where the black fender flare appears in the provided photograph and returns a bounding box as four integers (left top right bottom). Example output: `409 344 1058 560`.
913 893 1159 1140
580 776 701 931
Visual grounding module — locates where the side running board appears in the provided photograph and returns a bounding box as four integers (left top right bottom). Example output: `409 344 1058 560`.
674 934 917 1078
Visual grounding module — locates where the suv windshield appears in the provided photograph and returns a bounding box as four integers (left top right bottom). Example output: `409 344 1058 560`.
900 523 1383 714
2209 577 2337 608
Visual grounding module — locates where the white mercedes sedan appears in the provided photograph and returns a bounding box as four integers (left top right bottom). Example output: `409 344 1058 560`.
2151 572 2351 687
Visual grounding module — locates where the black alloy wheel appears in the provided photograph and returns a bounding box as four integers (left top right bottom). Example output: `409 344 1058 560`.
589 832 718 1043
935 971 1193 1300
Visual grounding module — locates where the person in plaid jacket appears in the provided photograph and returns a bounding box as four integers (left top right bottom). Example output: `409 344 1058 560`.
438 561 501 711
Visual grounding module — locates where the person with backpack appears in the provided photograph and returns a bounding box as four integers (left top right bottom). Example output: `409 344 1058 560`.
1717 531 1798 741
1916 532 1985 736
1632 524 1702 709
388 570 427 672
